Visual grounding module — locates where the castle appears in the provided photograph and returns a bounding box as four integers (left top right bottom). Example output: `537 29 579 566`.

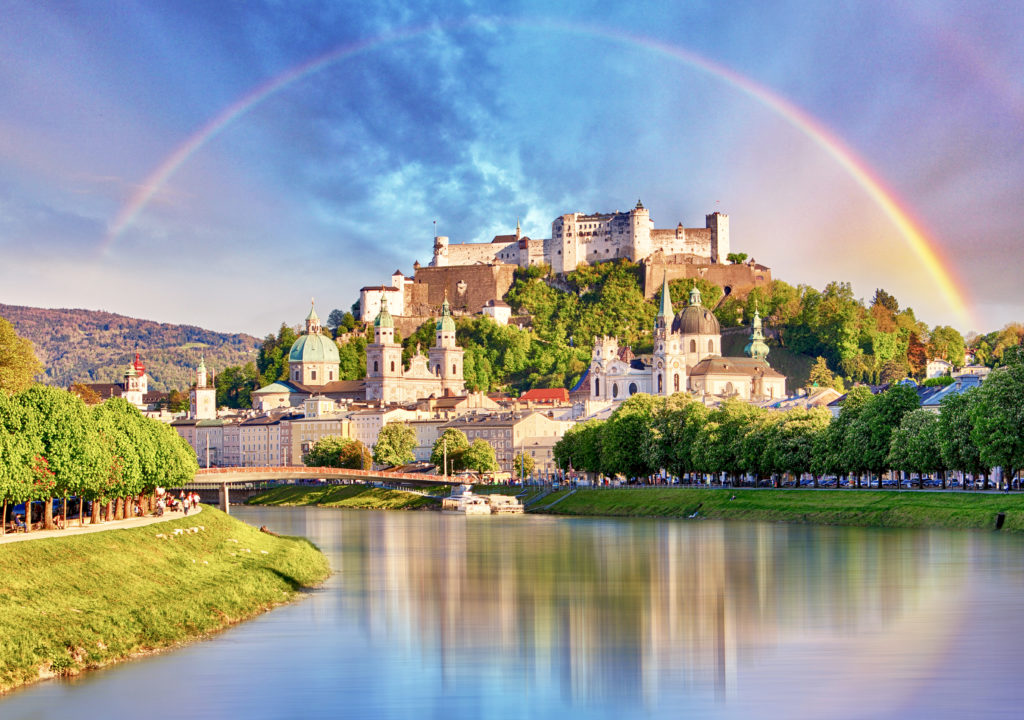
587 275 785 403
430 200 729 273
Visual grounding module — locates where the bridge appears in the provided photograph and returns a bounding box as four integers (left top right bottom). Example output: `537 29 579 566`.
184 466 461 513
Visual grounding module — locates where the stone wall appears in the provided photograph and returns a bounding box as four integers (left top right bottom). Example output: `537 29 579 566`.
406 264 518 316
643 253 771 299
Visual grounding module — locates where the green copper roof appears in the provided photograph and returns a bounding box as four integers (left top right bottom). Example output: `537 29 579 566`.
437 295 456 332
744 308 770 361
657 273 673 319
288 331 341 364
305 302 319 324
374 295 394 328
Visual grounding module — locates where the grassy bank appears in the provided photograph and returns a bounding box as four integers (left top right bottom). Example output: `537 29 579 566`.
0 506 329 695
539 488 1024 532
247 484 438 510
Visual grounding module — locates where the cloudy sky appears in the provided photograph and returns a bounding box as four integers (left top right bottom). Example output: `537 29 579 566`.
1 1 1020 336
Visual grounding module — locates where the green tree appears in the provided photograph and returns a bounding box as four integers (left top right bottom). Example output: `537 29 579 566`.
257 323 300 385
0 317 42 393
646 393 709 478
600 394 663 478
815 385 873 483
929 325 966 367
937 389 984 480
971 364 1024 487
726 252 748 264
808 356 843 390
513 451 535 479
0 391 41 532
847 384 920 485
553 419 604 473
462 438 499 473
373 422 417 467
887 408 942 488
216 363 258 409
430 428 470 474
769 408 830 486
305 436 355 467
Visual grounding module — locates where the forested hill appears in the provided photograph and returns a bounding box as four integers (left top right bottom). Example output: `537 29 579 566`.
0 303 260 392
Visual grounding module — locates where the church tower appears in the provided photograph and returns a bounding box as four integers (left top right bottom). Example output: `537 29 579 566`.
190 355 217 420
744 307 770 361
652 273 686 395
428 293 465 396
366 295 404 403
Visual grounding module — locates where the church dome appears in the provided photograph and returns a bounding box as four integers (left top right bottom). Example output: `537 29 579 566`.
289 331 341 364
671 287 721 335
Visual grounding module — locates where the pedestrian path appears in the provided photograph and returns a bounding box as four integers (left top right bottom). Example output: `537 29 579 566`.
0 505 203 545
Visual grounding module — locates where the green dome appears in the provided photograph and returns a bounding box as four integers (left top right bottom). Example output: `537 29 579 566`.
374 296 394 328
436 296 455 332
744 309 770 361
288 332 341 364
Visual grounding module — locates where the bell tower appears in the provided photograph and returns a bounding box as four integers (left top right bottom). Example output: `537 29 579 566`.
428 293 465 396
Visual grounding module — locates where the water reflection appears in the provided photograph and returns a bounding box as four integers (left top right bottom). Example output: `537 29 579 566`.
4 508 1024 720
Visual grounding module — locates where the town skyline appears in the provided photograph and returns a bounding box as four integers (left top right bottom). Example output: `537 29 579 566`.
1 2 1021 336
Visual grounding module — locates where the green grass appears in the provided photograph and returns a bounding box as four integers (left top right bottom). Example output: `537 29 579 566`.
528 489 573 511
540 488 1024 531
247 484 438 510
0 506 329 695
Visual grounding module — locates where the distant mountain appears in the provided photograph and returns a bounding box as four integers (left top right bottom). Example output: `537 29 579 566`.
0 303 261 392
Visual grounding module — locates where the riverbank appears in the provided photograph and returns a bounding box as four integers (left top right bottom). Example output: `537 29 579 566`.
536 488 1024 531
0 506 329 695
247 484 440 510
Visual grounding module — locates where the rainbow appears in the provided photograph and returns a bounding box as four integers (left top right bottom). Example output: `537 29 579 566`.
103 18 972 325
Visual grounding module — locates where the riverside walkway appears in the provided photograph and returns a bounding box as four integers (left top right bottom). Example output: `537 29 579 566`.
0 505 202 546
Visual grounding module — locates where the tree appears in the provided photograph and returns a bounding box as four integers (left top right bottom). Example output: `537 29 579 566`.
769 408 830 485
0 392 40 533
305 436 356 467
430 428 470 474
871 289 899 313
929 325 966 367
338 440 373 470
815 385 873 482
808 356 843 390
372 423 417 467
971 364 1024 487
256 323 300 386
216 363 258 409
726 252 748 264
69 382 102 405
326 309 347 332
600 394 662 478
0 317 42 393
462 439 499 473
887 409 942 487
554 419 604 474
646 393 709 478
513 451 535 479
847 384 920 485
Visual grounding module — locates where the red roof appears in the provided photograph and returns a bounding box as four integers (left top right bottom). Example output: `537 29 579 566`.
519 388 569 403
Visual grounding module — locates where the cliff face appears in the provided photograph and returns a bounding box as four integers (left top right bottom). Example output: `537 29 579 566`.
0 304 260 392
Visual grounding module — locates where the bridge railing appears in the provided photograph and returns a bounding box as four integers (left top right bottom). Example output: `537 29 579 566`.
192 466 454 484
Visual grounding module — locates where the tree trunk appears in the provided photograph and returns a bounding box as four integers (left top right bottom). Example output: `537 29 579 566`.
104 501 113 522
983 472 990 491
24 501 31 532
79 497 85 527
1 500 6 535
44 497 54 530
115 497 123 520
91 500 100 524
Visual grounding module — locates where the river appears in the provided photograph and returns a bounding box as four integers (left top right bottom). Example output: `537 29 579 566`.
4 506 1024 719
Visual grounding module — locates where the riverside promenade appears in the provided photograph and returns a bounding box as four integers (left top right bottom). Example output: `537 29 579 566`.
0 505 203 545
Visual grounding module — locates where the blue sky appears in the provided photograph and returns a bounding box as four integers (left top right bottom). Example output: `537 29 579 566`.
0 1 1021 336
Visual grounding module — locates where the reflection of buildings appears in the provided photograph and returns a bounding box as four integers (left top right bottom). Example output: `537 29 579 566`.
324 513 961 708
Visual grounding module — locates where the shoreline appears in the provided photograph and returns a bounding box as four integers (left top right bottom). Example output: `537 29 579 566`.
0 506 329 696
531 487 1024 533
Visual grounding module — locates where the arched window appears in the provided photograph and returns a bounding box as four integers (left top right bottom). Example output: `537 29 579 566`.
373 361 379 373
628 382 637 395
435 364 441 376
690 339 697 353
390 361 395 372
612 383 619 398
725 381 734 394
674 373 680 392
595 378 600 396
709 340 714 353
657 374 663 393
452 363 456 375
329 370 334 381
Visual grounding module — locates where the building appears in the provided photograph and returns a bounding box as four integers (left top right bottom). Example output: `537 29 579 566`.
189 356 217 420
359 270 410 322
73 352 167 410
283 397 354 465
429 202 729 275
587 276 785 404
365 294 465 403
441 411 570 473
926 359 954 379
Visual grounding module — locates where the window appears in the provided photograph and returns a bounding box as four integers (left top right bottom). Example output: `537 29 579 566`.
690 339 696 353
674 374 680 392
612 383 619 398
390 361 395 372
373 361 379 373
311 369 317 381
594 378 600 395
329 370 334 380
452 363 456 375
657 374 663 393
628 382 637 395
708 340 714 353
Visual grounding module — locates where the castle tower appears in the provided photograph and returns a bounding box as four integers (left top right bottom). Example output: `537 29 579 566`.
428 293 465 395
190 355 217 420
744 306 770 361
366 295 404 402
431 235 450 267
629 199 652 263
707 212 730 263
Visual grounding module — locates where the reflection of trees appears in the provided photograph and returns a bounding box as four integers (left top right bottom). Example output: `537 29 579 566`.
325 513 967 706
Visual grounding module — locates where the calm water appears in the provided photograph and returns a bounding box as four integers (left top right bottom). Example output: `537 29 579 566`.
5 507 1024 719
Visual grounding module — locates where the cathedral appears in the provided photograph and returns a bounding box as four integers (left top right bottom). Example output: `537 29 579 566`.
365 293 465 403
251 298 465 411
588 276 786 403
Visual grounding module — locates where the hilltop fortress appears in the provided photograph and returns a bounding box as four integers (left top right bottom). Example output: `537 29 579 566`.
431 199 730 273
360 201 770 329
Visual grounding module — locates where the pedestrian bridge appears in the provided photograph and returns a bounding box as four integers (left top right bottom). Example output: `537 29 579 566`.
185 466 460 513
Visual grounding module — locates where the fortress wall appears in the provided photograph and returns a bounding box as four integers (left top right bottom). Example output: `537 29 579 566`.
407 264 518 316
444 242 515 266
643 256 771 299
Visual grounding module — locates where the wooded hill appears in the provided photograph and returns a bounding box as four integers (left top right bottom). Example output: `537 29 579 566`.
0 304 259 392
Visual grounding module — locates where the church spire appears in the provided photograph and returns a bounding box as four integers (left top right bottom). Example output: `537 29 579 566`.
745 304 770 361
305 298 322 334
657 272 673 320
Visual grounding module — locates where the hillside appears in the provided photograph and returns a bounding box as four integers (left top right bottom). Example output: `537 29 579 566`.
0 304 260 392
